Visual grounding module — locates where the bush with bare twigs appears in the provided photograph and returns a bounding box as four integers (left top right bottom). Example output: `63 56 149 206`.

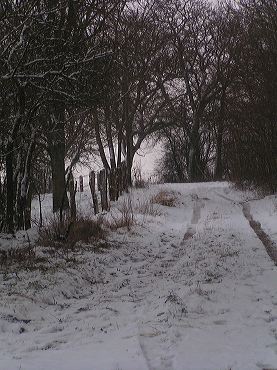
132 163 148 188
135 199 162 217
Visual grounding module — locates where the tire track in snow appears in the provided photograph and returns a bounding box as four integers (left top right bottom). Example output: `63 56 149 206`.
136 194 206 370
214 190 277 264
182 195 205 243
242 202 277 265
137 194 207 369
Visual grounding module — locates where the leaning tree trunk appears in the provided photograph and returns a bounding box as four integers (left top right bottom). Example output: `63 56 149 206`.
48 109 69 213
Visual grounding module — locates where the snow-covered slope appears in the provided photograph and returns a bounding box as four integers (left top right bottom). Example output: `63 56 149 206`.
0 182 276 370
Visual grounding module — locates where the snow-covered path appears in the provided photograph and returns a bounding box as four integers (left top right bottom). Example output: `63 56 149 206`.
0 183 277 370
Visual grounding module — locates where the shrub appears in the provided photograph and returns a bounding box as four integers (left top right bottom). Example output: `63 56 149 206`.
132 163 148 188
0 245 36 267
38 215 105 250
150 190 177 207
107 196 135 231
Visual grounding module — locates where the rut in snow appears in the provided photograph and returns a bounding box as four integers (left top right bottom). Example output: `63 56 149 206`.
242 202 277 265
182 195 205 242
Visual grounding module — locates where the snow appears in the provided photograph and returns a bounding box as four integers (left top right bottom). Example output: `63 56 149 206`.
249 194 277 245
0 182 277 370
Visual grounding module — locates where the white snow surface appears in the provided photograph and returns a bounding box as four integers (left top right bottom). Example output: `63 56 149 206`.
0 182 277 370
249 194 277 245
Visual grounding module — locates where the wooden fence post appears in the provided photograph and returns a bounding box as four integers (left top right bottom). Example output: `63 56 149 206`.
99 169 109 211
79 175 83 192
89 171 99 215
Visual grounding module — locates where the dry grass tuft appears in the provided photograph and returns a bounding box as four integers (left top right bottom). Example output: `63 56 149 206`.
0 245 37 267
106 196 136 231
150 190 177 207
38 215 105 250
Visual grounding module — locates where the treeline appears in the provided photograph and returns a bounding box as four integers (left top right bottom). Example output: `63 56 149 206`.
0 0 276 233
155 0 277 188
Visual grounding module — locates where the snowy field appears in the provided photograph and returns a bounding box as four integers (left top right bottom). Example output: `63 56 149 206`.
0 182 277 370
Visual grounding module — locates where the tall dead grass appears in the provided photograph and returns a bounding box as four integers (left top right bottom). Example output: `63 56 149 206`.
107 196 136 231
38 215 105 250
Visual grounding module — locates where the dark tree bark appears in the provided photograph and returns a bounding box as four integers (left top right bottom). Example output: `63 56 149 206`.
167 134 184 182
94 109 111 171
215 91 227 181
89 171 99 215
48 108 69 213
19 135 36 230
125 125 133 188
188 113 202 182
5 141 14 234
4 86 25 233
122 72 133 187
24 183 33 230
215 120 224 181
105 107 116 170
68 172 77 221
117 130 122 168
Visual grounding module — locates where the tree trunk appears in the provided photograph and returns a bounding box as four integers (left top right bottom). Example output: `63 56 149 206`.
16 172 24 230
105 108 116 169
24 183 33 230
215 120 224 181
48 109 69 213
188 114 202 182
122 71 133 187
117 130 122 168
214 92 226 181
5 141 14 234
125 127 133 188
49 144 69 213
20 136 36 230
94 109 110 171
89 171 99 215
167 133 184 182
4 86 25 233
68 172 77 221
